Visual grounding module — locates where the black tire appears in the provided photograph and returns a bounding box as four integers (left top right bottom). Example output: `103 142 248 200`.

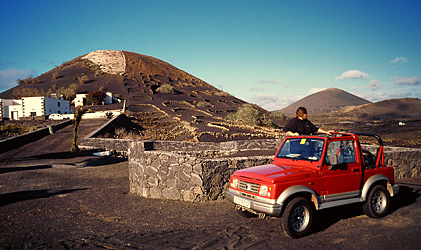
280 197 314 238
363 185 390 218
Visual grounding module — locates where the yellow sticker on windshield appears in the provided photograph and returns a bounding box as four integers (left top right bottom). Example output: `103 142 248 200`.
300 139 306 144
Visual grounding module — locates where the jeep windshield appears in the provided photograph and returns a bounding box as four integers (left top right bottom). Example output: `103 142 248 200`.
276 138 325 162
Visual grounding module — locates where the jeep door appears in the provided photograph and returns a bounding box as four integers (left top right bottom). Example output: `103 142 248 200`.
321 139 362 199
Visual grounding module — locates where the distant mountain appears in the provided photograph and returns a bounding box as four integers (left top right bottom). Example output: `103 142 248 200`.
0 50 280 141
337 98 421 120
276 88 371 115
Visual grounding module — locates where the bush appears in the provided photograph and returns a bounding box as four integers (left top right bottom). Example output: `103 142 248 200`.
226 104 273 127
16 75 39 85
86 91 105 105
12 87 45 98
51 83 79 101
77 74 90 84
156 84 180 94
269 112 290 121
196 101 210 108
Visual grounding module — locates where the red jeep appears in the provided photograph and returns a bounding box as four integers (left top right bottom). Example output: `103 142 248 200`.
226 132 399 238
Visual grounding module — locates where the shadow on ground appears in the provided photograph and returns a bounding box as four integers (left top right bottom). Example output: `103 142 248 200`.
311 183 420 235
0 188 90 207
0 164 52 174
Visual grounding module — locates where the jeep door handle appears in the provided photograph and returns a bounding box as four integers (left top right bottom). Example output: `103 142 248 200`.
352 169 360 172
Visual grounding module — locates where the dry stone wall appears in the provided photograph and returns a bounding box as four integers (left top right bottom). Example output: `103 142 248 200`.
363 145 421 179
128 141 421 202
128 140 279 202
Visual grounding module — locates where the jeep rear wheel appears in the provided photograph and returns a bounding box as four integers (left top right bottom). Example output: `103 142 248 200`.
363 185 390 218
281 197 314 238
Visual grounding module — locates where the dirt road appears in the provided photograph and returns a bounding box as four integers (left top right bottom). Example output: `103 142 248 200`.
0 119 420 249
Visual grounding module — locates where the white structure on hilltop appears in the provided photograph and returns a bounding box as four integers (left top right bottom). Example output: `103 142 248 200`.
0 96 71 120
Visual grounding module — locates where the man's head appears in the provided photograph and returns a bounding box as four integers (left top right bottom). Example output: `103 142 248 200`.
296 107 308 119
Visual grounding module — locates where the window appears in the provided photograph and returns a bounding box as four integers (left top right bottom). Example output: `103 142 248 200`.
58 102 60 107
326 140 355 165
277 138 325 161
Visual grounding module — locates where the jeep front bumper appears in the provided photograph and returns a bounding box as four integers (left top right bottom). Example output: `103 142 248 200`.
225 188 283 217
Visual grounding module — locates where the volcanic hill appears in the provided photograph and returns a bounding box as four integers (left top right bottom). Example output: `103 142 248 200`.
277 88 371 115
1 50 282 141
335 97 421 120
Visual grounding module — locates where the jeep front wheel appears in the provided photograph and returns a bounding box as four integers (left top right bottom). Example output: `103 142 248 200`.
280 197 314 238
363 185 390 218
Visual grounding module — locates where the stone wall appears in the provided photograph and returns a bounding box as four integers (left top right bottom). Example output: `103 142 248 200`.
363 145 421 179
128 140 275 202
129 141 421 202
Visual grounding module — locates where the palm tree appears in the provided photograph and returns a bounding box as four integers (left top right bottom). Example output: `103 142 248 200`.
71 107 86 151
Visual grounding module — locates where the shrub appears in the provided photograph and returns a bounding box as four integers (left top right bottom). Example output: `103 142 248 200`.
226 104 273 127
86 91 105 105
196 101 210 108
269 112 290 121
77 74 90 84
50 83 79 100
12 87 45 98
156 84 180 94
52 72 62 80
16 75 39 85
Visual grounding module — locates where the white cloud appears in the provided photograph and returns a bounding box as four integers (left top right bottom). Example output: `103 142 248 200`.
366 80 386 90
390 57 408 63
335 70 369 80
392 76 421 86
0 68 36 92
250 93 302 111
358 91 393 102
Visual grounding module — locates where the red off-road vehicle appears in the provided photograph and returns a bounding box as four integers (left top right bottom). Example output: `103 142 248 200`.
226 132 399 238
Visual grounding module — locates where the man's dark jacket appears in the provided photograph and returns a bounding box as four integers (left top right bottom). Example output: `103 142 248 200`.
283 117 318 135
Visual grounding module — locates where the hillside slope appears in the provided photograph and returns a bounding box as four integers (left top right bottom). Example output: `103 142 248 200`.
337 98 421 120
277 88 371 115
0 50 282 141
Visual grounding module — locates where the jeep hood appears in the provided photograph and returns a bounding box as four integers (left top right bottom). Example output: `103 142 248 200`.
235 164 315 183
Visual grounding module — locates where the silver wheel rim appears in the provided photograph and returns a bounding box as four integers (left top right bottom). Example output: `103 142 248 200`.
371 190 386 213
290 205 310 232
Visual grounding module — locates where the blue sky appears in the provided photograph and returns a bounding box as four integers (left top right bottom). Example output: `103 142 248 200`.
1 0 420 111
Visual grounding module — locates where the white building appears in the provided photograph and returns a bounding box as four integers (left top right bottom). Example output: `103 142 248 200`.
74 92 120 107
0 96 70 120
0 99 23 120
74 94 87 107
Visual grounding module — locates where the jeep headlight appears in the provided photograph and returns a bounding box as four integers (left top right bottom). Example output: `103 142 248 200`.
259 185 268 196
230 178 239 189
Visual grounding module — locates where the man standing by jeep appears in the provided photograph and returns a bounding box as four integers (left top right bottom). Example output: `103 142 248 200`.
283 107 333 136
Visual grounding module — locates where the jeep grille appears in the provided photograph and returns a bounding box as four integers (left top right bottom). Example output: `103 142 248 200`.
238 181 259 194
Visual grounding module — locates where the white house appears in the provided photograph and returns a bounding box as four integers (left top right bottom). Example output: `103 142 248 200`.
74 92 120 107
22 97 71 117
0 99 23 120
74 93 87 107
0 96 71 120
